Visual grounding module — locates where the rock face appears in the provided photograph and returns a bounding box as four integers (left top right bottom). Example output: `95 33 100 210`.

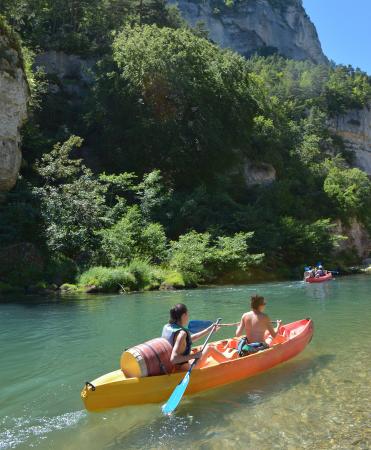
332 218 371 259
0 242 44 281
170 0 327 63
0 29 29 192
34 51 96 97
328 105 371 175
244 161 276 186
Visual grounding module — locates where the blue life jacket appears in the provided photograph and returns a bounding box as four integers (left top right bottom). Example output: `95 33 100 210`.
161 323 192 356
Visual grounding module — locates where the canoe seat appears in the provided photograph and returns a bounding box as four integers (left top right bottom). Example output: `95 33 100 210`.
215 339 239 352
222 348 239 360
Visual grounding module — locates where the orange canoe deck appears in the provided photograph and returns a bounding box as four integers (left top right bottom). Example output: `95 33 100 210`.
81 319 313 411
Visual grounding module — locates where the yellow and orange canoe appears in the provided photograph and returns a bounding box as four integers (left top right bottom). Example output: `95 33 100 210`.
81 318 313 412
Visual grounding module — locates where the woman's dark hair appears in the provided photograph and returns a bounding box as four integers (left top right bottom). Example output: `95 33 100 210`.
251 295 265 311
169 303 188 324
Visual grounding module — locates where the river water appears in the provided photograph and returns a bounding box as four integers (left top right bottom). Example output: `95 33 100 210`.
0 275 370 449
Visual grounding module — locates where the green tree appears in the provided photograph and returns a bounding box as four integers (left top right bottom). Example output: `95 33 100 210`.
275 217 340 267
136 170 172 222
324 165 371 222
91 24 257 185
34 136 108 261
325 65 371 114
0 0 183 53
98 205 167 265
169 231 211 284
169 231 262 284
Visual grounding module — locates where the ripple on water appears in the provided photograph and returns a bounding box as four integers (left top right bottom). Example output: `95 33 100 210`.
0 411 86 449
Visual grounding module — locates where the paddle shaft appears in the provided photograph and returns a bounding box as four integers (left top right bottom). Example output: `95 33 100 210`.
161 317 222 415
219 319 280 327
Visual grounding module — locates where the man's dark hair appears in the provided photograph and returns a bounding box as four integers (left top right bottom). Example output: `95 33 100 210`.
251 295 265 311
169 303 188 324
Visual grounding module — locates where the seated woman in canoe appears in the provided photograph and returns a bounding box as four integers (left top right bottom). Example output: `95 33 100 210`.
236 295 281 344
162 303 225 370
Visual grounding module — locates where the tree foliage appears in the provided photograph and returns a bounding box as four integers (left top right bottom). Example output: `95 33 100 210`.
0 0 182 53
1 9 371 288
34 136 108 261
324 165 371 223
93 24 257 184
169 231 262 284
98 205 167 266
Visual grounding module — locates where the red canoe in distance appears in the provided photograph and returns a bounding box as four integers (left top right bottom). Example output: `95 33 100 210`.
305 273 333 283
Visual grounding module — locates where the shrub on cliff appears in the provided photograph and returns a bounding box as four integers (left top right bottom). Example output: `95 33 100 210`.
324 164 371 224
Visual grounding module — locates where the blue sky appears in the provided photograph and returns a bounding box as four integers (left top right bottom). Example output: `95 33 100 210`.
303 0 371 73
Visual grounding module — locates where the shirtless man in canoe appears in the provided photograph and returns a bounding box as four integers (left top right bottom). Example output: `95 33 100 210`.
235 294 282 343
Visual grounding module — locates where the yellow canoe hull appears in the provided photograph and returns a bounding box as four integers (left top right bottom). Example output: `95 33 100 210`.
81 319 313 411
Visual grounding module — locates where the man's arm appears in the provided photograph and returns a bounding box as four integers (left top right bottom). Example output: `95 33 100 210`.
235 315 246 337
266 317 282 338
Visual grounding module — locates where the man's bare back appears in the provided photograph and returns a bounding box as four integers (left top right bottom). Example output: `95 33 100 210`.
236 295 281 343
238 311 274 342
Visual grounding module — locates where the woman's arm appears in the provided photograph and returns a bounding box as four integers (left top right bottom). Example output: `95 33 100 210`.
191 323 220 342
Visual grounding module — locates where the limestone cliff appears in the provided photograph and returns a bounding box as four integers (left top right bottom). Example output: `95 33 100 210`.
243 161 276 186
332 218 371 259
329 105 371 175
34 51 96 97
0 23 29 192
170 0 327 63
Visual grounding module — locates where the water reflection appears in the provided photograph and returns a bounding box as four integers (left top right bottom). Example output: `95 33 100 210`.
1 276 370 450
303 281 334 301
107 355 335 450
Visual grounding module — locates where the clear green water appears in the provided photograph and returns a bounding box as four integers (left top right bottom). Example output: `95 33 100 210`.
1 275 370 449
